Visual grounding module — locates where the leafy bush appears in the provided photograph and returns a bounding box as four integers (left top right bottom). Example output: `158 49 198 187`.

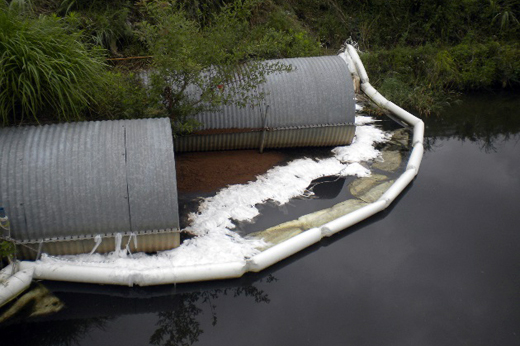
88 70 161 120
0 4 108 125
250 2 322 57
79 7 134 55
376 76 450 116
135 0 295 134
448 42 520 89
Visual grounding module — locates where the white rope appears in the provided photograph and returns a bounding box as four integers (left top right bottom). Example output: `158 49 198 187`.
88 235 103 256
125 232 138 257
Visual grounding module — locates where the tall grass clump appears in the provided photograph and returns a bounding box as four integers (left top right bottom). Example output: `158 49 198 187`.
0 5 108 125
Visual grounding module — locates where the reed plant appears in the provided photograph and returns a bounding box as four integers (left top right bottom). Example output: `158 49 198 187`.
0 5 108 125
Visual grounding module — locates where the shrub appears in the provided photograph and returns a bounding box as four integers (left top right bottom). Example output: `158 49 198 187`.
88 70 162 121
135 0 295 134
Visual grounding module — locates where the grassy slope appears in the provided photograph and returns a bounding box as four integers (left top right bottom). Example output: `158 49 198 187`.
66 0 520 115
4 0 520 122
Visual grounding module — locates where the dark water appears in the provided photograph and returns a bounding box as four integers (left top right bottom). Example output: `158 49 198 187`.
2 91 520 346
234 135 408 236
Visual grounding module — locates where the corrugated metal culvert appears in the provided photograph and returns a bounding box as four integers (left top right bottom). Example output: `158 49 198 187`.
0 118 180 259
175 55 356 152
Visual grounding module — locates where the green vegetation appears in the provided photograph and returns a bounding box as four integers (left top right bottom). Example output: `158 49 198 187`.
133 0 294 134
278 0 519 49
0 0 519 124
276 0 520 115
1 207 15 267
1 0 320 131
362 42 520 115
0 1 108 125
0 240 15 267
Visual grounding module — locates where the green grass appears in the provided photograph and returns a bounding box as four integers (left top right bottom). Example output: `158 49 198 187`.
0 6 108 125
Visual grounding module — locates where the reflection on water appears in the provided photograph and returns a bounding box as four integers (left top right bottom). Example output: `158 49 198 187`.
424 91 520 152
0 283 64 324
0 275 275 346
149 284 272 346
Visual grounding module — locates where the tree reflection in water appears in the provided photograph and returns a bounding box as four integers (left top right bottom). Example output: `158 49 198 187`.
423 91 520 152
151 293 203 346
0 275 276 346
150 279 274 346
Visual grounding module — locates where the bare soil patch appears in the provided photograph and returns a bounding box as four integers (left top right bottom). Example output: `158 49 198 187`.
176 150 287 193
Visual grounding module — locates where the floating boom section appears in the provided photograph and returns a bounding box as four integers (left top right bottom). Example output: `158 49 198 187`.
0 118 180 259
175 55 356 152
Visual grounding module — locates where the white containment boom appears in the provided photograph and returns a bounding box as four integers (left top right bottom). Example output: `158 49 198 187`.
0 264 34 308
15 45 425 286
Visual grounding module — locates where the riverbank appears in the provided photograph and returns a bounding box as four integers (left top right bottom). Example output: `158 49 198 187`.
2 1 519 128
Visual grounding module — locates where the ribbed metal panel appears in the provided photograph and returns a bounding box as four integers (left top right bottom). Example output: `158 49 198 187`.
192 55 355 131
265 125 356 148
124 120 178 231
16 232 180 260
0 118 180 255
194 67 266 130
174 125 355 152
175 131 262 152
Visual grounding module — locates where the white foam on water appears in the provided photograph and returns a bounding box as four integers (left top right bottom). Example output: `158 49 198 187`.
40 115 392 269
354 115 378 125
